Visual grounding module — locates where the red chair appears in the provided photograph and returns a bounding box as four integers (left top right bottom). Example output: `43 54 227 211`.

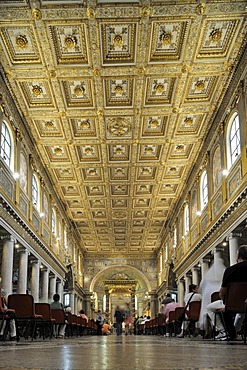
51 309 67 338
8 294 43 340
187 301 201 337
35 303 56 339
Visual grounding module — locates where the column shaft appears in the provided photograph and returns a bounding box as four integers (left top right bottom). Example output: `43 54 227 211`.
41 269 49 302
1 237 15 295
17 249 29 294
31 261 40 302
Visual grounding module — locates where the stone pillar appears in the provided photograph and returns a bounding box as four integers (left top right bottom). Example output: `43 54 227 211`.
84 292 92 318
201 257 210 278
227 233 240 266
192 266 200 286
74 294 78 314
41 267 49 302
17 248 29 294
1 236 15 295
178 279 185 306
185 273 192 293
57 279 63 301
131 286 135 317
70 291 75 313
49 273 56 301
30 259 40 302
105 288 110 313
149 291 158 318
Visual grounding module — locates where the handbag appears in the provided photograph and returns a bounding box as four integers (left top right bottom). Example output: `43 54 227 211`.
178 292 195 323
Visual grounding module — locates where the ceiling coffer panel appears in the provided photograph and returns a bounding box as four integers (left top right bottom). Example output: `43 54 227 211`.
0 1 246 255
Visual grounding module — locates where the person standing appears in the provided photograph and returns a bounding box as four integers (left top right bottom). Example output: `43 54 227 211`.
96 309 104 335
114 305 123 336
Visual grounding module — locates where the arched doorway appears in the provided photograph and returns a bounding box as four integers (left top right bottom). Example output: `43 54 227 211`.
90 265 152 323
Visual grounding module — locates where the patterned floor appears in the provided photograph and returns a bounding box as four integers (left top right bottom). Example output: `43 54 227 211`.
0 335 246 370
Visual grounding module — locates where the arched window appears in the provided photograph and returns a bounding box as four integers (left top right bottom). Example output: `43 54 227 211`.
227 113 240 169
51 208 56 236
32 174 39 210
1 121 13 170
184 204 189 235
200 170 208 210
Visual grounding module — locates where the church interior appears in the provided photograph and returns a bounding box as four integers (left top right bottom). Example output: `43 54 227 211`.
0 0 246 368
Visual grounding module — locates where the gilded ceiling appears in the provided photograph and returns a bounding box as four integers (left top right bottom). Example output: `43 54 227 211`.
0 0 246 256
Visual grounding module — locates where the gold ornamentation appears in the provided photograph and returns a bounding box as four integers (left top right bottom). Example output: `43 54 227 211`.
196 3 205 15
89 169 97 175
49 70 56 78
44 121 54 129
141 6 151 17
32 8 42 20
74 84 85 97
160 31 172 46
181 65 189 73
175 145 184 152
85 147 93 154
113 34 124 48
16 35 28 49
195 80 205 91
149 119 159 128
79 120 91 129
145 146 154 154
172 107 178 113
169 167 177 173
184 117 193 126
32 85 43 96
64 35 77 49
114 85 124 96
154 84 164 95
116 168 124 175
108 118 130 136
87 7 95 19
15 128 22 141
209 28 222 43
93 68 101 77
54 147 63 155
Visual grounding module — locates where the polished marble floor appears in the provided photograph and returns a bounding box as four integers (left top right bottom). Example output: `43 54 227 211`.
0 335 246 370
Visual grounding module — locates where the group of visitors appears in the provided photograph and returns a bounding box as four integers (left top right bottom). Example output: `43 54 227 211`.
160 244 247 342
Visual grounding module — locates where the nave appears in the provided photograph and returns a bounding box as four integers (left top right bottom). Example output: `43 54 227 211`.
0 335 246 370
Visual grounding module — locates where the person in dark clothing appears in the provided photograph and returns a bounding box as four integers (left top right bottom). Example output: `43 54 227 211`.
219 245 247 340
162 293 173 305
114 305 123 335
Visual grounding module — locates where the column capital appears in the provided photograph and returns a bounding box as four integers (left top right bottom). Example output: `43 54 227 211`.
202 257 211 264
30 258 40 266
227 232 242 241
192 265 200 271
17 247 30 256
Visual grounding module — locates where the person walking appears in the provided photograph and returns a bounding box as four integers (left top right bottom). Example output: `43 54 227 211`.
114 305 123 336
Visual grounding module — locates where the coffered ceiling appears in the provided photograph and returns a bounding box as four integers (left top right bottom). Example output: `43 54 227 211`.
0 0 246 256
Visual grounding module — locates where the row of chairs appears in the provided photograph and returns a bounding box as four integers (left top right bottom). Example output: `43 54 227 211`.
0 293 97 341
136 303 200 337
137 282 247 343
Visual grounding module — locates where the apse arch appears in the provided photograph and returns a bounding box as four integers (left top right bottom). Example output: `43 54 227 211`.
89 264 152 293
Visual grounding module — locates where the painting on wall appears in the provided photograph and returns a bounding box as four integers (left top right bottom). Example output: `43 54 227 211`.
20 152 28 193
212 145 222 192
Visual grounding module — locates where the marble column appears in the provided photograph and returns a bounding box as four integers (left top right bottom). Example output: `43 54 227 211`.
41 267 49 302
56 279 63 301
70 291 75 313
178 279 185 306
105 288 110 313
185 273 192 293
84 292 92 318
149 291 158 318
49 273 56 301
192 266 200 286
74 294 78 314
201 257 210 279
1 236 15 295
17 248 29 294
227 233 240 266
30 259 40 302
